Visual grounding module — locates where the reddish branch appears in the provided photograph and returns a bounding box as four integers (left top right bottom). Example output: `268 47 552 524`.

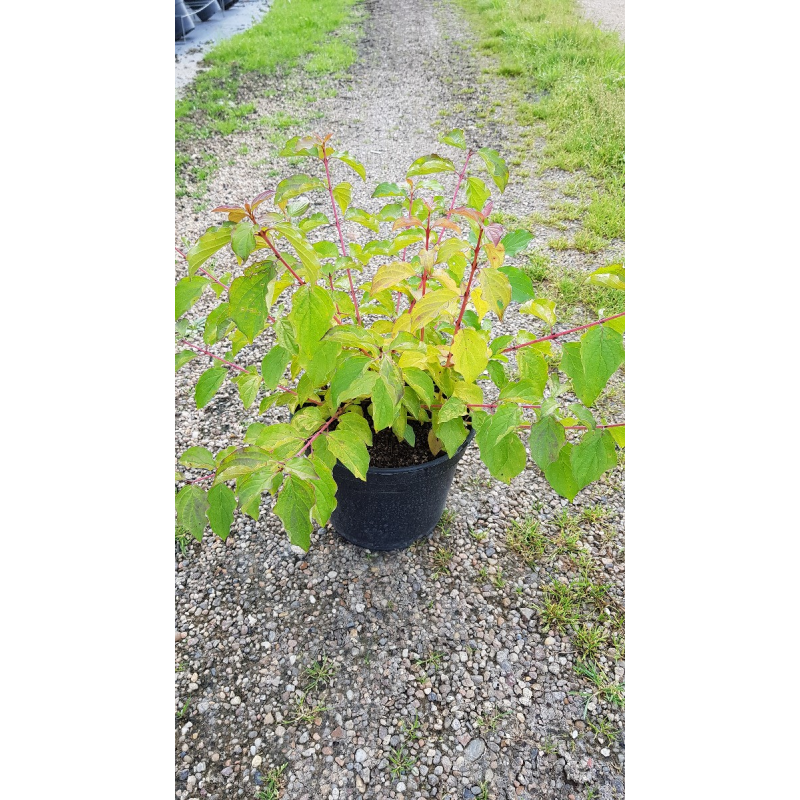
295 407 344 458
449 151 473 212
444 227 484 367
502 313 625 353
323 155 362 325
257 231 305 286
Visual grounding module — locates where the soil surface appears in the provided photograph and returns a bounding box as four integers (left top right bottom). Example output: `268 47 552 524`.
175 2 625 799
365 419 440 468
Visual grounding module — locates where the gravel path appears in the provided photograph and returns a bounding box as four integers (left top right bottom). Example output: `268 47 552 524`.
578 0 625 40
175 2 625 798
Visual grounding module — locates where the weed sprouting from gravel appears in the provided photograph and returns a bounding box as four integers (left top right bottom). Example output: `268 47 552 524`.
574 624 609 659
506 516 547 564
255 762 287 800
285 694 328 726
432 547 453 577
586 716 618 743
476 708 510 732
388 745 415 778
303 654 337 692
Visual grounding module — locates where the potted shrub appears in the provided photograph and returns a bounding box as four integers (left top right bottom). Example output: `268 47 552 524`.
175 131 625 551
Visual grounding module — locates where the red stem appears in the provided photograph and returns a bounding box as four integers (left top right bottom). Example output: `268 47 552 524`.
401 186 414 263
444 228 484 367
449 151 473 212
323 156 361 325
257 231 305 286
295 407 344 458
503 313 625 353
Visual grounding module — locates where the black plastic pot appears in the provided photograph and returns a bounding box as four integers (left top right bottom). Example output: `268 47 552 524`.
186 0 220 21
330 428 475 551
175 0 195 39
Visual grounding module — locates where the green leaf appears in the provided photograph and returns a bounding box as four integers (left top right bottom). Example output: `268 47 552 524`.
608 426 625 448
186 225 232 276
330 356 372 409
572 429 617 491
228 267 275 342
569 403 596 430
333 181 352 215
520 298 556 326
589 263 625 291
435 416 469 458
410 287 459 330
440 128 466 149
309 455 337 526
371 377 395 432
451 328 489 384
528 416 565 472
500 229 534 258
338 369 378 406
438 396 467 423
195 367 226 409
299 212 330 233
478 267 512 320
331 151 366 181
274 475 315 550
313 241 340 259
465 177 491 211
498 379 541 403
372 182 405 198
498 266 536 303
323 325 382 357
261 345 291 390
176 485 209 541
517 348 548 398
377 203 404 222
476 409 526 483
338 412 373 446
179 446 216 471
402 367 435 407
175 277 208 320
345 207 380 233
289 284 335 361
560 325 625 406
274 174 326 206
407 154 457 177
207 483 236 540
216 446 274 481
327 428 370 481
204 303 232 345
371 261 417 293
231 220 257 262
233 369 262 409
543 444 579 501
291 406 329 437
476 147 509 192
237 467 276 520
273 223 321 283
483 362 504 391
283 457 320 482
175 349 196 372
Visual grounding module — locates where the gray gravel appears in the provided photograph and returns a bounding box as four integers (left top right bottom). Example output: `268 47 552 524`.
176 1 625 798
578 0 625 41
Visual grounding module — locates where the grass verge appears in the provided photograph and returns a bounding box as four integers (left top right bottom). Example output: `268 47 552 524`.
455 0 625 241
176 0 360 195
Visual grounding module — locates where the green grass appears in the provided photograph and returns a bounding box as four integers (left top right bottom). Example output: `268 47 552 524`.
520 256 625 317
176 0 360 191
255 763 287 800
456 0 624 241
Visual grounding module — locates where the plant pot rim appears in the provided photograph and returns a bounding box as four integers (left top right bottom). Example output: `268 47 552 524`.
358 425 475 477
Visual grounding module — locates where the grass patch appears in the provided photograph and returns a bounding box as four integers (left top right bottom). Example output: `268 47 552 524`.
520 255 624 317
176 0 360 192
456 0 624 240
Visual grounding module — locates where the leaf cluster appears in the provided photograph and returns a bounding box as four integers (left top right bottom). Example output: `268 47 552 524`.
175 131 625 548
